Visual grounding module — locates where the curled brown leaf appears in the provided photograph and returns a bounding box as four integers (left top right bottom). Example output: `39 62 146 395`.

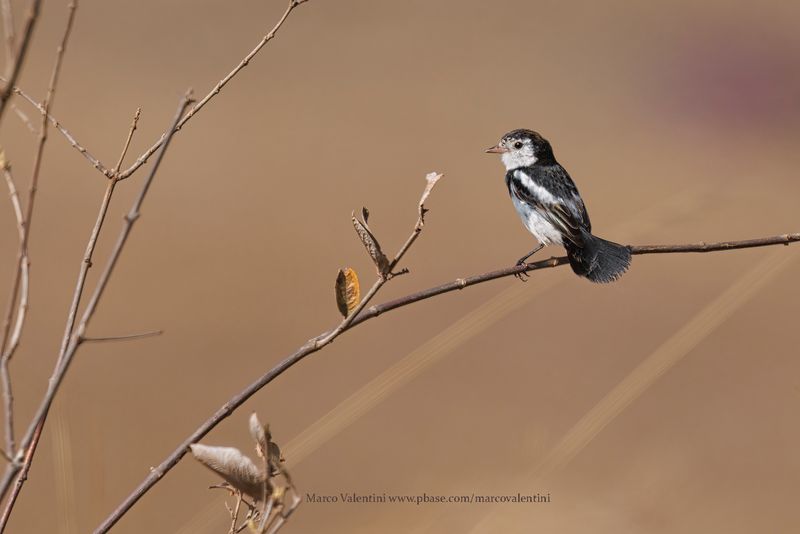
335 267 361 317
352 209 390 275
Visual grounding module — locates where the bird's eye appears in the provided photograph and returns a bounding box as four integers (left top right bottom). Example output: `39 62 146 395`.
513 141 523 149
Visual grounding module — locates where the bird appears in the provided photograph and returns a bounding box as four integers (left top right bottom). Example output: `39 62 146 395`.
485 129 631 283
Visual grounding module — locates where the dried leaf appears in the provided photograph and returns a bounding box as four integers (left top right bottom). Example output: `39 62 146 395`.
418 172 443 222
190 444 265 502
249 412 267 460
352 210 390 275
267 441 284 474
249 413 266 445
335 267 361 317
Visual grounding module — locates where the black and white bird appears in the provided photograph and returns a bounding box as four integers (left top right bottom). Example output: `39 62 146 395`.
486 129 631 283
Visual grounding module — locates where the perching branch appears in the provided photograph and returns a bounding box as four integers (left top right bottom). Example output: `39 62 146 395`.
0 93 194 529
351 233 800 324
95 228 798 532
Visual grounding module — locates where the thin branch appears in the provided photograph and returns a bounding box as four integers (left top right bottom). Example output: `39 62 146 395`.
1 0 15 77
0 163 26 458
81 330 162 344
0 0 40 124
111 108 140 174
2 84 113 176
93 169 438 533
0 163 26 359
24 0 78 241
0 418 40 530
0 0 75 480
57 107 140 363
0 7 79 517
228 492 243 534
0 94 193 528
94 230 798 533
0 0 308 182
116 0 308 181
351 233 800 325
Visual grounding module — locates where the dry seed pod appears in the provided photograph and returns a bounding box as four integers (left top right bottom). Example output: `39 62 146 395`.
190 444 265 502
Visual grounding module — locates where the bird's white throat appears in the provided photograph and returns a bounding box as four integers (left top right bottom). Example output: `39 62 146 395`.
501 151 538 171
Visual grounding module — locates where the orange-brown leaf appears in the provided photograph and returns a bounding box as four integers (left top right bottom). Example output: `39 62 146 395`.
335 268 360 317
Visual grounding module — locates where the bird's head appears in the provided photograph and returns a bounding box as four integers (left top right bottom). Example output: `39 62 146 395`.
485 129 554 170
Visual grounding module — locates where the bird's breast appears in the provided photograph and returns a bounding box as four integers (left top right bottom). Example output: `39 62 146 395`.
510 195 563 245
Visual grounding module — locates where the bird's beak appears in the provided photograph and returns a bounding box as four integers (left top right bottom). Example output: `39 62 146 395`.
485 144 508 154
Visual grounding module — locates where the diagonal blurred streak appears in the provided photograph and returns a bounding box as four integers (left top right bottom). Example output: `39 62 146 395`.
466 247 797 534
52 401 78 534
185 187 709 534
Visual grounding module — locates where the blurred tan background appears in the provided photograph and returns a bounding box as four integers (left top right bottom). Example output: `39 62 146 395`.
1 0 800 532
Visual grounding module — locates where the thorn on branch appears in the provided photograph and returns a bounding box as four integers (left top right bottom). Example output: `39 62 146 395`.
387 268 410 279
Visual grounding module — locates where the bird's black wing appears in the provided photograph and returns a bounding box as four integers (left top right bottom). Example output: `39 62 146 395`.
508 164 591 246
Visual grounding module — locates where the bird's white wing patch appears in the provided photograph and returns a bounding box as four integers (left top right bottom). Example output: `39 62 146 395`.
514 170 557 204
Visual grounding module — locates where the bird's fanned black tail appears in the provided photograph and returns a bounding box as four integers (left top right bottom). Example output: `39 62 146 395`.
565 228 631 283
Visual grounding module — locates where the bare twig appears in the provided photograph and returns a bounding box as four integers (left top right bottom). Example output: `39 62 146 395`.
0 93 193 529
228 492 243 534
95 229 798 533
57 107 140 362
0 163 26 458
0 0 14 70
116 0 309 181
24 0 78 240
0 419 40 530
1 0 308 182
0 163 26 361
2 84 113 176
0 0 40 123
0 0 76 491
81 330 162 344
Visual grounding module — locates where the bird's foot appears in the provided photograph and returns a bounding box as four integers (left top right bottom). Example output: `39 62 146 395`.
513 244 544 282
514 259 531 282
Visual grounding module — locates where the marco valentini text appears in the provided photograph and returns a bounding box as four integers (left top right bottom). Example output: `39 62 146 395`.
305 492 552 505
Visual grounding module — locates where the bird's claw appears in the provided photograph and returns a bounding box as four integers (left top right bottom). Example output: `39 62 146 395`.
514 260 530 282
